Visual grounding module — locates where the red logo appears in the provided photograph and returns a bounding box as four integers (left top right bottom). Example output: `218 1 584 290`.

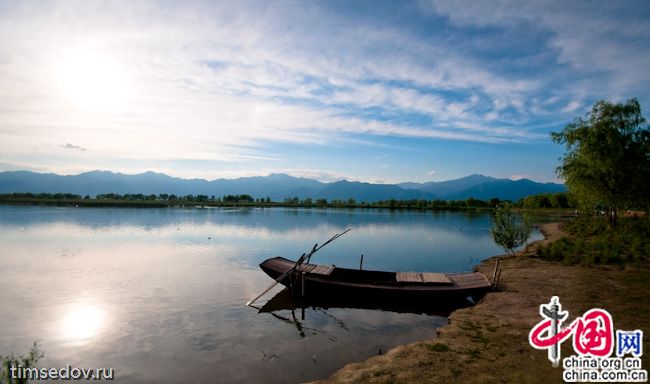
529 296 614 366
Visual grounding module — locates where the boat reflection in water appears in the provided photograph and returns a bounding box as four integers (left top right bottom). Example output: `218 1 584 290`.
254 288 480 338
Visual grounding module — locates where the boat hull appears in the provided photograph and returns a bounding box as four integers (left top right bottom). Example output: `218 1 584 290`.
259 257 491 304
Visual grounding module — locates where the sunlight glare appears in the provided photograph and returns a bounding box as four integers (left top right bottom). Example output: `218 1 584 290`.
56 46 128 112
61 304 105 341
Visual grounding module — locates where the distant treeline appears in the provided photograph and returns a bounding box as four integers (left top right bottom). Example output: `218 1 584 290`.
517 192 573 209
0 192 574 210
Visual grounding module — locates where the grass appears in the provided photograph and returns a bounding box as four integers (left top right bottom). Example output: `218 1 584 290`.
426 343 450 353
458 321 488 344
537 215 650 266
466 348 482 359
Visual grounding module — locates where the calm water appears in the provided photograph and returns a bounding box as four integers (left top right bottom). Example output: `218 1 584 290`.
0 206 541 383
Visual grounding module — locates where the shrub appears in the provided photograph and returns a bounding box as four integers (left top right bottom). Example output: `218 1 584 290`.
491 203 531 255
537 216 650 266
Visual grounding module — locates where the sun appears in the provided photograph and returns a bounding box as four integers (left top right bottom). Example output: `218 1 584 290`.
56 45 128 112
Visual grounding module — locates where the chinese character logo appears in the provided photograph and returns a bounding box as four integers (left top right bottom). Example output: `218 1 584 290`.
617 330 643 357
529 296 615 366
572 308 614 357
530 297 648 382
529 296 569 367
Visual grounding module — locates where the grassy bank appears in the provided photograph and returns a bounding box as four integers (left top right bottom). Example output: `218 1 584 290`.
315 222 650 384
538 215 650 266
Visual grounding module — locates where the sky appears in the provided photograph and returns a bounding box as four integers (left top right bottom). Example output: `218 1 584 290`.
0 0 649 184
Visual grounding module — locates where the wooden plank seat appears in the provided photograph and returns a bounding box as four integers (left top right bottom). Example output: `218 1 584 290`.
397 271 452 285
396 271 421 283
296 263 335 276
421 272 452 284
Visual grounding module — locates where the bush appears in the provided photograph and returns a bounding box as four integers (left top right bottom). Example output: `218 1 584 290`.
538 215 650 266
491 204 531 255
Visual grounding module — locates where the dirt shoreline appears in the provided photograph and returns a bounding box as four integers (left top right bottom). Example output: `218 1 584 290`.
314 223 649 384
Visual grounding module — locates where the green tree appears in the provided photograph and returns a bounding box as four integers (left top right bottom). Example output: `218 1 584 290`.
284 197 299 204
551 98 650 226
491 203 530 255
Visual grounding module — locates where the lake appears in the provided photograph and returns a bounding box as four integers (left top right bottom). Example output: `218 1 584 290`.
0 206 541 383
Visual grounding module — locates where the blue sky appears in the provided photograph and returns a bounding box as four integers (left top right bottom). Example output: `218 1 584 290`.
0 0 648 183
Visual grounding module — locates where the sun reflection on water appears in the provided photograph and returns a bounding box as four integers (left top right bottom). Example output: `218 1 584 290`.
61 303 105 343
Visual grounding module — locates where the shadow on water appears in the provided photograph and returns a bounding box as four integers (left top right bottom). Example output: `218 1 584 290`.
253 288 478 338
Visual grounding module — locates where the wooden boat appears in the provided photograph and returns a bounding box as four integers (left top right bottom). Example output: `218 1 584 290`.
259 256 492 304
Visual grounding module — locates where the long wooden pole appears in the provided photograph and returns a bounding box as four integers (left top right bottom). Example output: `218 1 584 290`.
247 252 306 306
492 258 500 288
246 227 352 306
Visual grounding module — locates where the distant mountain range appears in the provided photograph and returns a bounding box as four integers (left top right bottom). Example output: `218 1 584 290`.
0 170 565 202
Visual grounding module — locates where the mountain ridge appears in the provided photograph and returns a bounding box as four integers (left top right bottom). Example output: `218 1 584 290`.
0 170 565 202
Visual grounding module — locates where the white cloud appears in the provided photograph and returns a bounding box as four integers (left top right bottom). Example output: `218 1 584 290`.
0 0 647 181
423 0 650 100
426 169 437 176
0 0 537 174
561 100 583 113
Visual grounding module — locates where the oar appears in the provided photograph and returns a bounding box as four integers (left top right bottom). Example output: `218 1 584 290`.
246 227 352 306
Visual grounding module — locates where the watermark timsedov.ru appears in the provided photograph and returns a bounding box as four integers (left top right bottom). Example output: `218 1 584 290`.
5 364 113 381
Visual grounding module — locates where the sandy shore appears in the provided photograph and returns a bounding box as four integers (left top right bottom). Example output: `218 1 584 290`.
314 223 650 384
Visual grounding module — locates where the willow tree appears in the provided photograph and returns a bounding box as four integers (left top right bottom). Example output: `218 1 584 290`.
551 98 650 227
